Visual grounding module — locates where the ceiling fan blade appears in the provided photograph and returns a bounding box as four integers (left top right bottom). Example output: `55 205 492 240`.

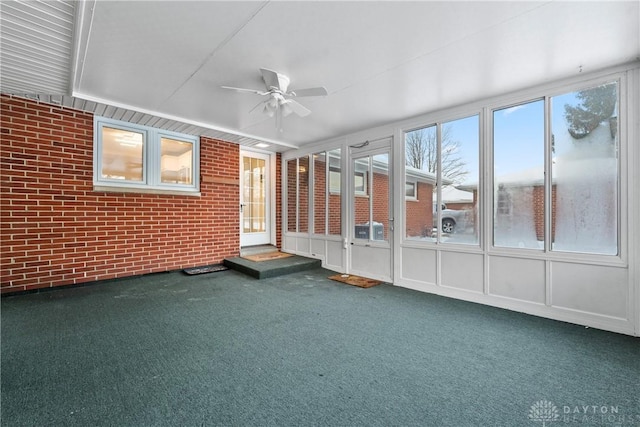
289 87 328 97
221 86 269 96
282 99 311 117
260 68 290 93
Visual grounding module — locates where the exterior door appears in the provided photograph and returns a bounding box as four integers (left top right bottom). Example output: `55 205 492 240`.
348 139 393 282
240 151 271 247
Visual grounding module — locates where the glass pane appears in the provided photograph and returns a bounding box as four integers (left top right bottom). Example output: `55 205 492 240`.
440 116 479 245
405 125 436 241
354 173 366 193
493 100 544 249
243 157 266 233
551 82 618 255
328 149 341 235
313 152 327 234
405 182 415 198
160 137 193 184
243 157 251 233
101 126 144 181
298 156 309 233
353 156 370 240
287 159 298 232
371 153 389 241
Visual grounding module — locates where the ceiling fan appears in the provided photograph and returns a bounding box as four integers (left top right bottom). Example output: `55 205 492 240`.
222 68 328 130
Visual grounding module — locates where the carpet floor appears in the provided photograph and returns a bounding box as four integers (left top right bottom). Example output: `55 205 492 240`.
2 268 639 426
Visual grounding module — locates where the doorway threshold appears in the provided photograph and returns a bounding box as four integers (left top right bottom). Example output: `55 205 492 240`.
239 244 278 257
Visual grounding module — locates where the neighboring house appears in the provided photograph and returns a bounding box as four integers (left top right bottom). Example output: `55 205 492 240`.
440 186 474 211
457 120 617 251
458 164 549 243
404 165 438 239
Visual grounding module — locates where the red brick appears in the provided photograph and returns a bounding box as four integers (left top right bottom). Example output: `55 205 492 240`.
0 95 250 293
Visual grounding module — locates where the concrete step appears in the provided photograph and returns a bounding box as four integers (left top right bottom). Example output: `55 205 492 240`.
223 254 322 279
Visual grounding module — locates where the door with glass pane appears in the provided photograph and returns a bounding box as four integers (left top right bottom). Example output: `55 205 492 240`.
348 140 393 282
240 151 270 247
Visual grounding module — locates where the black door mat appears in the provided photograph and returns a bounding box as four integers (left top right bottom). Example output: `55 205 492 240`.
183 264 229 275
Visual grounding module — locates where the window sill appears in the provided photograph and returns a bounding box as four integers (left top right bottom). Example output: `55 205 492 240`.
93 185 201 197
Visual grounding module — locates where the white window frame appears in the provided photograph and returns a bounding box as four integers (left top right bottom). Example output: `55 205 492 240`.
488 79 622 258
405 180 417 200
354 170 367 195
93 117 200 195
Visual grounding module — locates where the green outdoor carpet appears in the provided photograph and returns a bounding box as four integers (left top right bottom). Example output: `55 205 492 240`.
2 268 639 426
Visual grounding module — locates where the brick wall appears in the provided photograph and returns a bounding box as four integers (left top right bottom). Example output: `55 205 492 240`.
275 152 282 248
328 194 341 235
445 202 474 211
0 95 250 294
298 156 309 233
286 159 297 231
533 184 557 241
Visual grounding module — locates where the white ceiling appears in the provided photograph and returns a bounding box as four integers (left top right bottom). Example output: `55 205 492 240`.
1 1 639 152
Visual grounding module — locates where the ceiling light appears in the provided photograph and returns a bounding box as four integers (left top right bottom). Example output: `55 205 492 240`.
115 132 143 147
264 106 275 118
255 143 269 148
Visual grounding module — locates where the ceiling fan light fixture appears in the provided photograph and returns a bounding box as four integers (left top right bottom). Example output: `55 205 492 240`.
222 68 328 127
280 101 293 117
263 105 275 117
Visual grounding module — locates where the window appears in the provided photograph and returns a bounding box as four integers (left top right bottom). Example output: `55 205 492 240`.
353 152 389 242
94 117 199 194
313 152 327 234
327 149 342 235
99 125 146 182
160 137 193 184
493 100 544 249
313 149 342 235
550 82 618 255
298 156 309 233
404 115 479 245
354 171 367 195
490 81 619 256
439 116 479 245
286 155 311 233
405 181 417 199
404 125 436 240
287 158 299 232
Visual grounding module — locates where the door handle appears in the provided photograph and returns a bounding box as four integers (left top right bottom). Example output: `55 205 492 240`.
240 203 245 213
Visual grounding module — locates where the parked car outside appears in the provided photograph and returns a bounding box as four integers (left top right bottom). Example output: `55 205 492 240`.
433 203 467 233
